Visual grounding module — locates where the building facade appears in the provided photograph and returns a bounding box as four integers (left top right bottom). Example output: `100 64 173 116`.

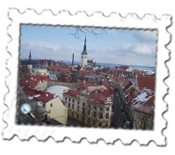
63 82 114 127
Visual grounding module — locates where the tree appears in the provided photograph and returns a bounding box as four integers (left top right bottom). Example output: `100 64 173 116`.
57 72 66 82
71 71 78 82
76 65 81 71
19 65 31 78
71 27 105 40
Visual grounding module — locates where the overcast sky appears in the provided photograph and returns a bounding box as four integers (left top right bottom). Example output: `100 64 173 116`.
20 25 157 67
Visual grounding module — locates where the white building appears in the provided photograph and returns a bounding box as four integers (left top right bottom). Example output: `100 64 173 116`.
81 37 88 68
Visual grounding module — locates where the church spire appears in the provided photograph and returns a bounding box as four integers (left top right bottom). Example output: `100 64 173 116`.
29 51 32 61
81 36 88 55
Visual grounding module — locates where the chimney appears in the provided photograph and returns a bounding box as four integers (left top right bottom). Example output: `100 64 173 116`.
72 53 74 66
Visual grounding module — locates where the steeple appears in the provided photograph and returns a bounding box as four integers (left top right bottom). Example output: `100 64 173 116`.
81 36 88 55
29 51 32 61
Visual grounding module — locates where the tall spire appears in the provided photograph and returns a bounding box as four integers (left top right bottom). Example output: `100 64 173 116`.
29 50 32 61
81 36 88 55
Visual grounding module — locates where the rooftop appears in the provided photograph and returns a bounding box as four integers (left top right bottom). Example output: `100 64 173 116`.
137 76 155 90
23 88 54 104
132 92 154 116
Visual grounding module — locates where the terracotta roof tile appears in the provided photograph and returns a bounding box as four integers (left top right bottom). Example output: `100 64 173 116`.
23 88 54 104
137 76 155 90
20 75 49 88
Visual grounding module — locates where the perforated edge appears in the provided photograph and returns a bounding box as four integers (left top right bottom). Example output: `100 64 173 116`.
0 6 175 152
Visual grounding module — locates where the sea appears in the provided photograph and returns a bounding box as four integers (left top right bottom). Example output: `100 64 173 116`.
62 60 155 72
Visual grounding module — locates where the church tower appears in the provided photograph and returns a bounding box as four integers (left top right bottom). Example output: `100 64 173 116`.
81 36 88 68
27 51 32 69
29 51 32 61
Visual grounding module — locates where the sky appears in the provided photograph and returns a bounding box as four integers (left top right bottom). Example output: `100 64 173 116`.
20 25 157 67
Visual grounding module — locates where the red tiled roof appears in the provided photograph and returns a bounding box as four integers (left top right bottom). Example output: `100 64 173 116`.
86 67 93 71
23 88 54 104
63 81 113 105
123 81 133 91
47 66 69 73
125 85 138 102
63 89 81 97
134 70 146 75
89 89 113 104
102 79 111 89
20 75 49 88
100 72 107 77
137 76 155 90
118 66 129 70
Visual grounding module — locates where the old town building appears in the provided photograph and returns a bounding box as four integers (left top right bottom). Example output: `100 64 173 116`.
63 81 114 127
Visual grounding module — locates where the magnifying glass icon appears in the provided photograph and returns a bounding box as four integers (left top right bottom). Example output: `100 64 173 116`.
21 103 35 119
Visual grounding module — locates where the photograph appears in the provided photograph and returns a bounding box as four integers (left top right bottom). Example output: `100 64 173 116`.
17 25 157 130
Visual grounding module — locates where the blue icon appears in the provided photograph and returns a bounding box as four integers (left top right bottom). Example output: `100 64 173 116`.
21 103 31 114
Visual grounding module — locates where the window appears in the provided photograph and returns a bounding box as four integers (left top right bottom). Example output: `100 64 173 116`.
106 108 109 111
88 105 91 108
72 99 74 103
100 108 103 111
83 102 85 107
77 106 79 112
72 104 74 110
99 113 103 119
93 120 96 126
69 98 71 101
93 111 96 118
82 107 85 115
68 103 70 108
88 118 90 124
94 106 96 110
77 101 80 104
50 103 53 107
77 114 79 119
65 97 67 100
88 110 91 116
106 113 109 119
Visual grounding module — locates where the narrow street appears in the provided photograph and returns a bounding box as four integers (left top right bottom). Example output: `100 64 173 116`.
111 86 132 129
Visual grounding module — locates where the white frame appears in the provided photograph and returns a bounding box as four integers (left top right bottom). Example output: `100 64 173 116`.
3 9 172 145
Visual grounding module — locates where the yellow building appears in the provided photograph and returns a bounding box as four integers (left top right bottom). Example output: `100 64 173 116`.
33 68 48 76
45 97 68 125
63 82 113 128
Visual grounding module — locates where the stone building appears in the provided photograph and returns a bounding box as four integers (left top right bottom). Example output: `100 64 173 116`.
23 88 68 125
131 93 154 130
63 81 114 128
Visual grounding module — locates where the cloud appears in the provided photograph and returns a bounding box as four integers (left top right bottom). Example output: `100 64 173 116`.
132 30 157 43
133 44 155 54
20 41 156 67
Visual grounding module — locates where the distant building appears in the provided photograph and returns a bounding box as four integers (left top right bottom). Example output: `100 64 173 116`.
27 51 33 69
49 74 57 80
50 60 54 66
87 59 96 67
33 68 48 76
42 59 49 68
81 36 88 68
